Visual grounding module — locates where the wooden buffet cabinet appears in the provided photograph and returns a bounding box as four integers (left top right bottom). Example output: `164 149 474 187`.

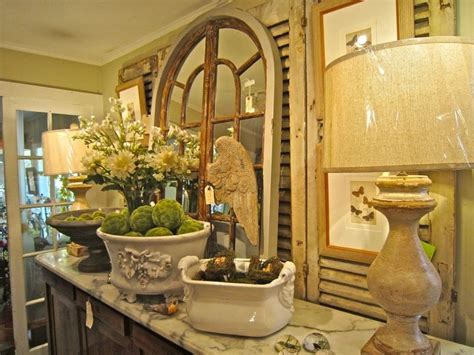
43 269 190 355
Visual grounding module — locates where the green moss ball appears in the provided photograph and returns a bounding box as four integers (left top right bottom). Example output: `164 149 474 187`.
78 213 93 221
145 227 173 237
93 215 105 221
152 199 185 231
125 231 143 237
129 205 154 234
101 212 130 235
121 208 129 218
176 218 204 235
65 216 78 222
92 210 106 219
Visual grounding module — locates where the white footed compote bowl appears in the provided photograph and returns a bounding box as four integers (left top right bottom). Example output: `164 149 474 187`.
97 222 210 303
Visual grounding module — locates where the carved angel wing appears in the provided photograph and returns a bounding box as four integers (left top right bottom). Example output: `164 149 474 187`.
207 136 259 246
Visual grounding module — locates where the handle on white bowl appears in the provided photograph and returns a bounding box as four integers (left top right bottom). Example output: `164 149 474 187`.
279 261 296 282
178 255 200 276
278 261 296 311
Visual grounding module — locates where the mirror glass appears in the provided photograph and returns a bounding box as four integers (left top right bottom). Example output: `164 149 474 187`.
215 64 236 117
177 38 205 84
239 117 263 164
240 58 265 114
218 29 258 68
186 71 204 124
169 84 183 125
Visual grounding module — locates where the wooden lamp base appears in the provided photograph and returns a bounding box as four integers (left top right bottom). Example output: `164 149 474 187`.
362 333 440 355
361 175 442 355
67 175 92 210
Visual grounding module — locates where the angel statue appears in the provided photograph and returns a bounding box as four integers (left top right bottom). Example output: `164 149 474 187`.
207 136 259 246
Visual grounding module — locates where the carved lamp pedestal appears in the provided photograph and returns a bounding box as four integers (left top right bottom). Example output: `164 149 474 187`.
66 175 93 210
322 37 473 355
361 175 441 355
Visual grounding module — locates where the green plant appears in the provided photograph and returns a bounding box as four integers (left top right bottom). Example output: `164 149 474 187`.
75 99 200 214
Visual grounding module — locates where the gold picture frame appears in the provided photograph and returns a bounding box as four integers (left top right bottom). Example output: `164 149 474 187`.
115 77 147 123
313 0 401 264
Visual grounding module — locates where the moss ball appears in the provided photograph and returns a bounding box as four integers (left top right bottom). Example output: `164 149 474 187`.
145 227 173 237
78 213 93 221
121 208 129 218
152 199 185 231
93 215 105 221
125 231 143 237
176 218 204 235
65 216 78 222
129 205 154 234
92 210 106 219
101 212 130 235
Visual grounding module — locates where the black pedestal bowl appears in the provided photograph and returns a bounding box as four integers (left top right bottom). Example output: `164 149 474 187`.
46 208 116 273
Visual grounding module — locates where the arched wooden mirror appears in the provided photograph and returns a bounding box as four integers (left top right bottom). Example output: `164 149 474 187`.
152 8 282 257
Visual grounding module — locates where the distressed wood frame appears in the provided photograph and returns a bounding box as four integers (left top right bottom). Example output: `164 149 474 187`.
151 8 282 258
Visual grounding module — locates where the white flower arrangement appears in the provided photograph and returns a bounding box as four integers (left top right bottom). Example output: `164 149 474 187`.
75 98 200 212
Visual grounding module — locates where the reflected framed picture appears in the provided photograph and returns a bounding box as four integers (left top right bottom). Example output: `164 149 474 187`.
116 77 147 123
25 167 38 195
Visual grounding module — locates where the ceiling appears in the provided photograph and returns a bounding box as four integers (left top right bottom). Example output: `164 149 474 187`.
0 0 231 65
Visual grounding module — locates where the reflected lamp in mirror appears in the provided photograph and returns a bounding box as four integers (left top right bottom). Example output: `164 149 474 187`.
42 129 92 210
323 37 473 354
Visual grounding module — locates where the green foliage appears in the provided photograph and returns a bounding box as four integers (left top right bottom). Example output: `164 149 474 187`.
145 227 173 237
152 199 185 231
129 205 154 234
65 216 78 222
101 212 130 235
75 99 200 215
176 218 204 235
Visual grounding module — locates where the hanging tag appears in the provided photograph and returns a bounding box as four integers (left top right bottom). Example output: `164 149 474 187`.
205 185 215 205
245 95 255 113
86 299 94 329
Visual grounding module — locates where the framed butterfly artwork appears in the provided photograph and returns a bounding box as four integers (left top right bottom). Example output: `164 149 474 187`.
324 172 389 263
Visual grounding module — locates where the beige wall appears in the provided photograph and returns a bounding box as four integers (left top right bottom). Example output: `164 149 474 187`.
100 27 184 114
0 48 102 93
455 0 474 347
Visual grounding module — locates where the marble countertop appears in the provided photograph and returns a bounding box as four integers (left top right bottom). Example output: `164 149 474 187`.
36 250 473 355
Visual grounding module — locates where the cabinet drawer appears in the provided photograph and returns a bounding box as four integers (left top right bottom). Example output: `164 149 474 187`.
76 288 128 336
132 323 190 355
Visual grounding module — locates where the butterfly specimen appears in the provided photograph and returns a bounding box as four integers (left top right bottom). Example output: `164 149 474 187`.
363 196 372 207
362 212 375 221
351 205 362 216
352 186 364 197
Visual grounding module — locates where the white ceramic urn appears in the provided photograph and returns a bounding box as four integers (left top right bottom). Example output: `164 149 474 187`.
97 222 210 302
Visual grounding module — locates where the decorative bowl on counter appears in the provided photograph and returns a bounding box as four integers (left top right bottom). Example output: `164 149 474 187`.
46 208 116 273
97 222 211 303
178 256 296 337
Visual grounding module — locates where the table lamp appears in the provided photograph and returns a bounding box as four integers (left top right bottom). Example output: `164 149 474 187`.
42 128 92 210
323 37 473 354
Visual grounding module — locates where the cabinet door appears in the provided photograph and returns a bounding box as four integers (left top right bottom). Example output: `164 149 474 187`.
44 270 82 355
78 310 133 355
132 323 190 355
